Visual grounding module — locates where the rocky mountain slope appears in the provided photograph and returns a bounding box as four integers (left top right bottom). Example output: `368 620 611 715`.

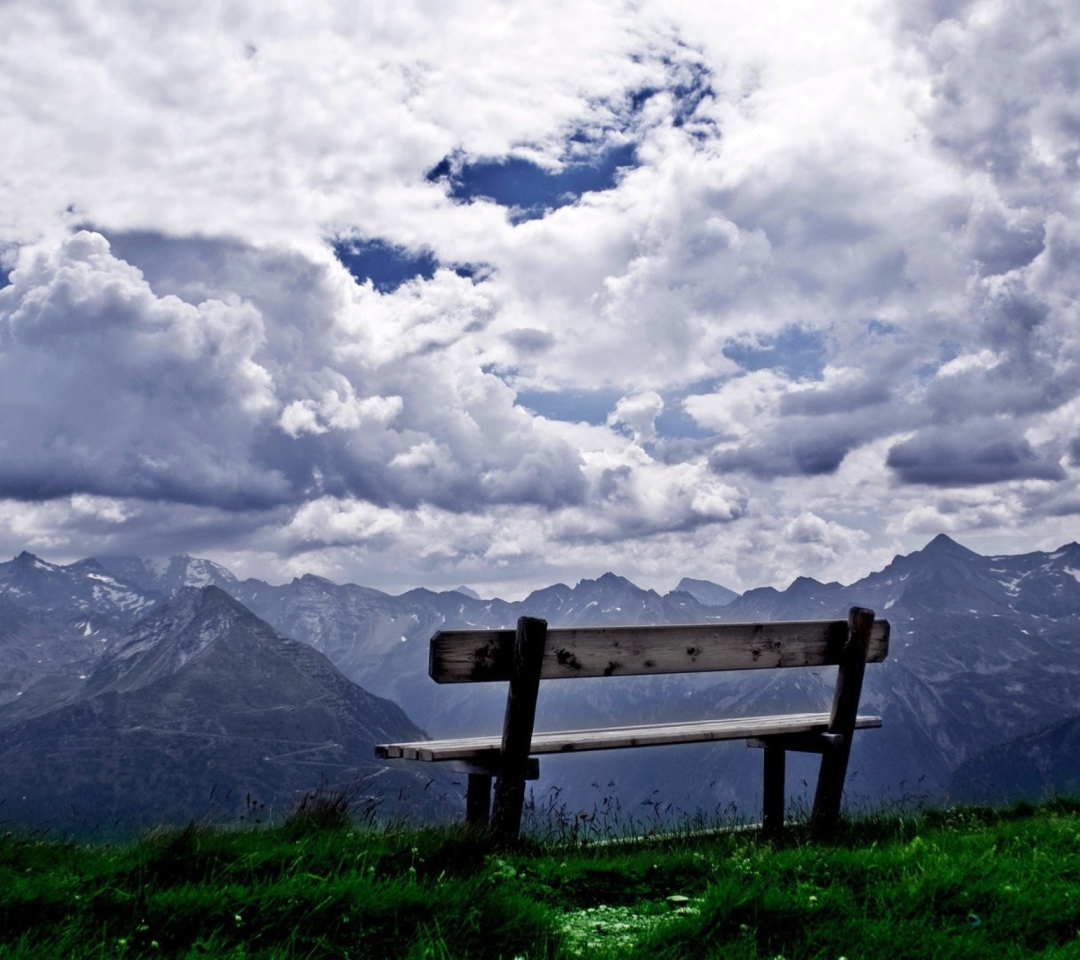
0 586 455 834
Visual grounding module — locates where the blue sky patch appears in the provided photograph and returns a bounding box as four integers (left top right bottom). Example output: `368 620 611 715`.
333 238 486 291
723 327 827 380
517 385 713 441
0 242 21 289
333 239 438 293
517 387 624 426
624 55 716 139
430 142 638 223
655 393 715 439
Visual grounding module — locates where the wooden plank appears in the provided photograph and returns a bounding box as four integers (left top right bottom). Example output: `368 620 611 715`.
429 617 890 683
373 712 882 762
747 732 843 754
446 758 540 779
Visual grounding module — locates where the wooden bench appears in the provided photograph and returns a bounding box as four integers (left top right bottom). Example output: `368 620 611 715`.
375 606 889 841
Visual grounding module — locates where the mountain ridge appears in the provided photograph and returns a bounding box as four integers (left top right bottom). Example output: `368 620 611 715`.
0 584 456 833
6 534 1080 822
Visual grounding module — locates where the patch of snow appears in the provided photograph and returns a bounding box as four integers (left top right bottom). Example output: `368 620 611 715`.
82 622 94 637
400 636 408 643
186 560 223 587
91 582 154 613
884 599 895 610
1051 551 1065 560
1064 567 1080 583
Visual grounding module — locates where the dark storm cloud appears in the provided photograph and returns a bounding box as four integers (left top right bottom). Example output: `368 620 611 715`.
709 431 860 480
886 422 1065 486
965 204 1045 278
699 368 902 481
0 231 591 515
779 377 892 417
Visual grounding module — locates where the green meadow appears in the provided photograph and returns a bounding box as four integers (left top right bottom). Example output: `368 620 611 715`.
3 798 1080 959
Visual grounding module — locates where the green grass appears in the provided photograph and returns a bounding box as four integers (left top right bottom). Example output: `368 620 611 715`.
4 799 1080 958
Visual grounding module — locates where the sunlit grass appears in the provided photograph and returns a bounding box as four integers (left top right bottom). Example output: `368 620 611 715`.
3 798 1080 958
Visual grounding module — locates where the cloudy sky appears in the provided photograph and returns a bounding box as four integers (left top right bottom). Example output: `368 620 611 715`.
1 0 1078 598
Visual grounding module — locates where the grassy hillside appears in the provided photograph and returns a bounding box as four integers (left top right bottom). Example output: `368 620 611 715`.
3 798 1080 958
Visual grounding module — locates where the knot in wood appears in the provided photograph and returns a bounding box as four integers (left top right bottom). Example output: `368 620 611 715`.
555 648 581 670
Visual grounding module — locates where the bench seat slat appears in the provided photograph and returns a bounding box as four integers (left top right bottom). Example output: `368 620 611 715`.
375 712 882 761
430 619 890 683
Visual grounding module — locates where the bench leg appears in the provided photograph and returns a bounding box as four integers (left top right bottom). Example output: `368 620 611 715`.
810 736 851 840
811 606 874 840
490 617 547 844
491 775 527 843
762 745 785 838
466 774 492 828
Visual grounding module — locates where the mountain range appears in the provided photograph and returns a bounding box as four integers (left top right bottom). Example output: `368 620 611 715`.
0 572 456 834
3 533 1080 831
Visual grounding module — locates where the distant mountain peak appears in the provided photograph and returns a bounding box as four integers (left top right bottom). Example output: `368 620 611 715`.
674 577 738 607
452 585 481 600
294 573 336 587
921 533 978 558
188 583 245 610
13 551 51 568
97 585 272 690
591 572 636 588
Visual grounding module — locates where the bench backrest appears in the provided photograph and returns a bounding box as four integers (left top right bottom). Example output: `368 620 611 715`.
430 617 890 683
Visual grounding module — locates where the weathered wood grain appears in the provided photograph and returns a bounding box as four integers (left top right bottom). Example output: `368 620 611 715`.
429 618 890 683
